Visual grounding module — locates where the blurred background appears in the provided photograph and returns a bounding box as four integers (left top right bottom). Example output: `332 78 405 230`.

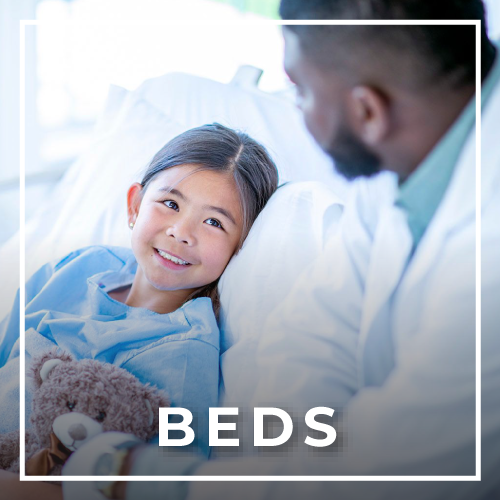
1 0 499 246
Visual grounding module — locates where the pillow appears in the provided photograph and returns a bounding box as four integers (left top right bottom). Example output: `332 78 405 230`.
92 84 130 136
218 181 344 408
133 72 350 192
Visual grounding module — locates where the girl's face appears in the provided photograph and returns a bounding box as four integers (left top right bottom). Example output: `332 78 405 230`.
128 165 243 299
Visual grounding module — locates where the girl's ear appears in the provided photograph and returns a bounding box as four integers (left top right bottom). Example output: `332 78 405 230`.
127 183 143 227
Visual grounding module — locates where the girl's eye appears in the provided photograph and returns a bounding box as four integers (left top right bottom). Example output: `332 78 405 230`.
67 402 76 411
164 200 179 211
96 411 106 422
205 218 223 229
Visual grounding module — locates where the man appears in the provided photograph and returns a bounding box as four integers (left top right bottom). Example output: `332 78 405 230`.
16 1 498 499
186 4 499 499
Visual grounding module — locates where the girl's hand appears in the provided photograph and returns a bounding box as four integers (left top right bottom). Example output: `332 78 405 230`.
0 470 63 500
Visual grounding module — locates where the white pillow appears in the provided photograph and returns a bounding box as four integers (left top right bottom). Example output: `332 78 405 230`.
133 73 349 192
218 181 344 407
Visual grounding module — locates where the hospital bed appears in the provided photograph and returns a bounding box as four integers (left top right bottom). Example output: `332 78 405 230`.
0 69 347 409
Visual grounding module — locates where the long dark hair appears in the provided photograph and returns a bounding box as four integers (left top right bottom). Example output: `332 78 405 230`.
140 123 279 317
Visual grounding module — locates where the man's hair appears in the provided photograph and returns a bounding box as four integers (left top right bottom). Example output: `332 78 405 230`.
280 0 496 89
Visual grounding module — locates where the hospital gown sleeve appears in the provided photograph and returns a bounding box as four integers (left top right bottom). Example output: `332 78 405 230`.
0 249 83 368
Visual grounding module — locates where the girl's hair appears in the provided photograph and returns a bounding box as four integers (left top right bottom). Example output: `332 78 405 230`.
140 122 279 317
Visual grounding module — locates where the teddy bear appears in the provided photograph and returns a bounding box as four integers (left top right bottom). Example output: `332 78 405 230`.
0 350 170 475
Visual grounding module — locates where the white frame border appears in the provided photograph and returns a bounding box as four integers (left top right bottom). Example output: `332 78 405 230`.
19 18 481 482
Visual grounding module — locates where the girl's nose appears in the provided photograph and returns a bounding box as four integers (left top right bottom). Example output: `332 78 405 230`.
165 221 196 246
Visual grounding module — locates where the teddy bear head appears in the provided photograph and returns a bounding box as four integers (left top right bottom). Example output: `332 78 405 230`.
29 350 170 452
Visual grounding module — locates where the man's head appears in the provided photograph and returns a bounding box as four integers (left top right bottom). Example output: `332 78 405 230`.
280 0 496 180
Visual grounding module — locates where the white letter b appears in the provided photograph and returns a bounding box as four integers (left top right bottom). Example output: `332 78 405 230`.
159 408 195 447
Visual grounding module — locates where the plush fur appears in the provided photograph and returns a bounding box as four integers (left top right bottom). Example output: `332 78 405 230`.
0 350 169 475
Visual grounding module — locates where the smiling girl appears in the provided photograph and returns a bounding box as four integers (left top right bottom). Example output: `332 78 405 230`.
0 123 278 458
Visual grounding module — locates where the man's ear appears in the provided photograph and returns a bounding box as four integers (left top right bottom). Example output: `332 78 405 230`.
348 85 390 145
127 183 143 227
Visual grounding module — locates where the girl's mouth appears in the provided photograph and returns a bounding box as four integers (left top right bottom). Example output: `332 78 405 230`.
155 248 192 268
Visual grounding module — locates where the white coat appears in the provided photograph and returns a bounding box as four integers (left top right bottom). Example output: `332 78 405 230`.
188 73 500 499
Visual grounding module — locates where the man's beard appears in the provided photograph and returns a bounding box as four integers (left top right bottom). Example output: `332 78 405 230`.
325 125 382 180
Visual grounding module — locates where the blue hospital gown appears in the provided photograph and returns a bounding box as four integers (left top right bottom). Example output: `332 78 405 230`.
0 245 219 457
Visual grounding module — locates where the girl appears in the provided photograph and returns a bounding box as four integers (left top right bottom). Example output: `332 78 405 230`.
0 123 279 457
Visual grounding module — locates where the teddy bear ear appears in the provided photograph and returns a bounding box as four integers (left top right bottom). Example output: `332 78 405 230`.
30 349 73 388
145 399 154 427
40 359 64 382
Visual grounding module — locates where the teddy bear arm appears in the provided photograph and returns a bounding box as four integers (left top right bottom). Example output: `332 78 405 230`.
0 428 41 473
0 430 20 471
